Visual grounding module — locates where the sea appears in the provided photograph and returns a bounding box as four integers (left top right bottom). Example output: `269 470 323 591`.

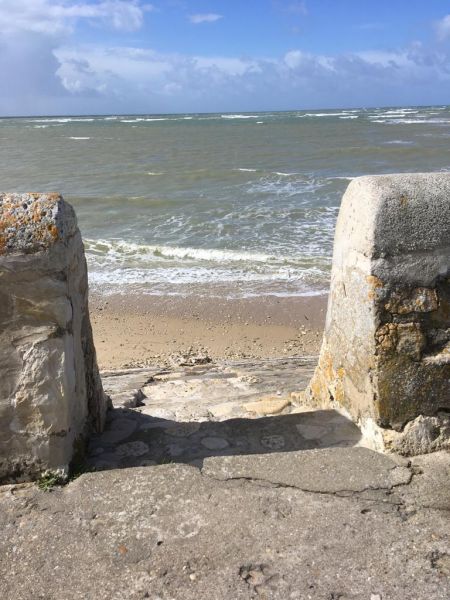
1 106 450 298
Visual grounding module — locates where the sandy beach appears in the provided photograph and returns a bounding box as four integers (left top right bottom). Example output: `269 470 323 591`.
90 293 327 369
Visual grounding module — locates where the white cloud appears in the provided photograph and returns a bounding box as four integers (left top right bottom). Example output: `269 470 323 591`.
436 15 450 40
189 13 223 25
0 4 449 115
44 41 450 115
0 0 152 36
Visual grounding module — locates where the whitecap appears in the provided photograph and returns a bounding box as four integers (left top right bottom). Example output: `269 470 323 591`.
299 112 356 117
69 136 90 140
221 114 259 119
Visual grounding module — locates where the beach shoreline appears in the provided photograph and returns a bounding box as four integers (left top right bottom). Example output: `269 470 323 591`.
90 292 327 369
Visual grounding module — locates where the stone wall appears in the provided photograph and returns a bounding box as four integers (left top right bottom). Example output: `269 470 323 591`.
306 174 450 455
0 193 108 482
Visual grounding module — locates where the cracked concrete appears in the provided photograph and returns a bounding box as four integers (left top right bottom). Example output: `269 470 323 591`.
0 359 449 599
201 447 413 495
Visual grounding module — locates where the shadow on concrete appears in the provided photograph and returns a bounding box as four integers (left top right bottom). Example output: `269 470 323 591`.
86 407 362 472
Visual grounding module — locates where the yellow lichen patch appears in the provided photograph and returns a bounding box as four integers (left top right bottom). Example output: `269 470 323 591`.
366 275 384 300
385 287 438 314
366 275 384 288
0 192 62 255
375 323 398 354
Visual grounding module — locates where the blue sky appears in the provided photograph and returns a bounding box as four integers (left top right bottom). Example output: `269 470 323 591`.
2 1 450 115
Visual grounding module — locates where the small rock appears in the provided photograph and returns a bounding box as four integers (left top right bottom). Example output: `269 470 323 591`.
208 403 237 419
243 397 291 416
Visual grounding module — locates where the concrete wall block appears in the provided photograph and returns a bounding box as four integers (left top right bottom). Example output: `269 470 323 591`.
0 193 108 482
307 174 450 455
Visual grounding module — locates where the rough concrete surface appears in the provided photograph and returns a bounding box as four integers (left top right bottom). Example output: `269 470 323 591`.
0 359 449 600
0 450 449 600
307 174 450 454
0 193 107 482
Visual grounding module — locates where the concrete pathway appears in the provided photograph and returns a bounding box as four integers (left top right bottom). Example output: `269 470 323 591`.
1 357 449 600
89 357 361 471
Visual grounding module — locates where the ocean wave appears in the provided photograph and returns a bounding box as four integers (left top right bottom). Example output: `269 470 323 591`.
120 117 170 123
86 261 329 298
235 168 257 172
299 112 357 117
371 118 450 124
339 116 359 119
246 173 328 196
272 171 300 176
84 238 299 265
29 118 95 123
221 114 259 119
69 137 91 140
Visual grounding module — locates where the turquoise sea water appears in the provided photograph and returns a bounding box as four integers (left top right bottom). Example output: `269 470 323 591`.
1 106 450 297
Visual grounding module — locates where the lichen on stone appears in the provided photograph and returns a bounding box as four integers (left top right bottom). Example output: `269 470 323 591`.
0 192 62 255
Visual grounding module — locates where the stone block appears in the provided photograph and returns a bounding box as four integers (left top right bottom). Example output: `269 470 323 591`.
0 193 108 481
306 174 450 454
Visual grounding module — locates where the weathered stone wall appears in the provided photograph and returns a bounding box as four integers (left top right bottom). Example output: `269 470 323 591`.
306 174 450 455
0 193 108 482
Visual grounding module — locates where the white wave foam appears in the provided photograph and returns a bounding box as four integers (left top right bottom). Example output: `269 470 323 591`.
371 118 450 124
30 118 95 123
120 117 170 123
272 172 299 176
221 114 259 119
84 237 336 272
147 171 165 176
236 168 257 172
384 140 415 145
85 239 287 264
339 116 359 119
299 112 356 117
246 174 328 196
69 137 90 140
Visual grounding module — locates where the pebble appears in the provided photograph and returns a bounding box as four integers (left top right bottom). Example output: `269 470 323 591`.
243 397 291 416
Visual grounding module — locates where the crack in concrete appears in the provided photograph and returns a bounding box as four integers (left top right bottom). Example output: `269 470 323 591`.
199 464 416 510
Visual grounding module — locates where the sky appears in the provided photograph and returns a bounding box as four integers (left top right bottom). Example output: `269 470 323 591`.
2 1 450 116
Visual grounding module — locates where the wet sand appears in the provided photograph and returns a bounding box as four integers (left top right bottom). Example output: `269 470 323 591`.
90 293 328 369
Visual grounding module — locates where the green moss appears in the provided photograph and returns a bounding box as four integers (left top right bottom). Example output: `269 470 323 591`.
37 471 65 491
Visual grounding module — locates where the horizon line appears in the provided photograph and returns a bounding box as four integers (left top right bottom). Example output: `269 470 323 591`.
0 103 447 120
